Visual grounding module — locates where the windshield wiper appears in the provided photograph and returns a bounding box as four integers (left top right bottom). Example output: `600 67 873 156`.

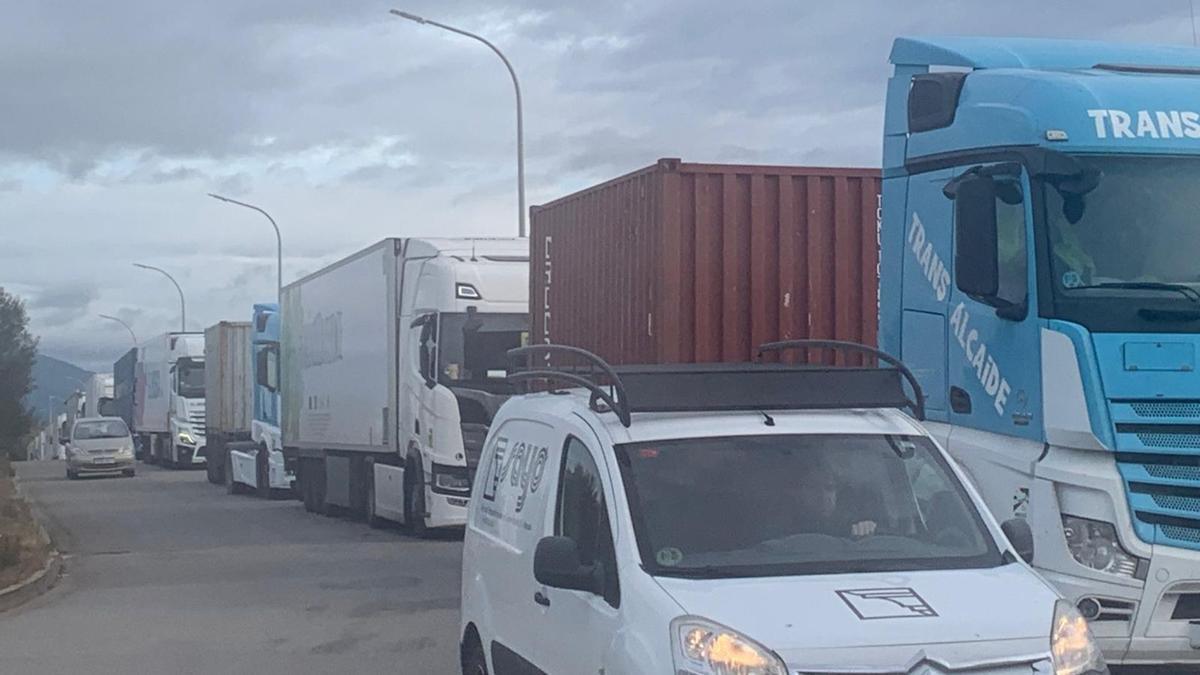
1068 282 1200 304
1138 307 1200 322
652 565 743 579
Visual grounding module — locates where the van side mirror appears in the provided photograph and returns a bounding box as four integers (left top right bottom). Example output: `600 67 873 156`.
951 175 1000 300
1001 518 1034 564
534 536 598 593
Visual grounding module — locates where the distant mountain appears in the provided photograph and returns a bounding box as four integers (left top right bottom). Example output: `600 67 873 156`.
27 355 93 423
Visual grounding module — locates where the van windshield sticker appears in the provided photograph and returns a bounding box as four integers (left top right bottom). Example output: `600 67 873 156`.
655 547 684 567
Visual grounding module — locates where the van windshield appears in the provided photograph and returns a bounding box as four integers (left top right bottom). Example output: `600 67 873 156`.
614 434 1002 578
73 420 130 440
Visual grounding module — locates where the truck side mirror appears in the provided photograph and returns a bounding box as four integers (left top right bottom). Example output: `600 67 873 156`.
1001 518 1035 564
255 351 274 391
534 536 599 594
951 175 1000 300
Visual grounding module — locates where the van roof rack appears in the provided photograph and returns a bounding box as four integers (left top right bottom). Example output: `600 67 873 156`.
506 340 926 428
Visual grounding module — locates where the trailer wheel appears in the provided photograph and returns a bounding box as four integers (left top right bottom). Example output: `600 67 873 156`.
405 456 429 538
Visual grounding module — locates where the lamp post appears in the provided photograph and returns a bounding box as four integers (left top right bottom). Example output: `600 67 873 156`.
99 314 138 346
133 263 187 331
207 194 283 304
389 9 527 238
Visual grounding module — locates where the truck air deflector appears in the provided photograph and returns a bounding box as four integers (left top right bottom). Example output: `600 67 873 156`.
890 36 1200 71
507 341 924 427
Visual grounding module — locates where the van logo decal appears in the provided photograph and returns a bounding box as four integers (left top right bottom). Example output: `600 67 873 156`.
480 437 549 513
835 588 937 620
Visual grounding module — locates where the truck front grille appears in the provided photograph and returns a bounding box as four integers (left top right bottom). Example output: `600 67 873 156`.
1131 401 1200 418
1113 406 1200 551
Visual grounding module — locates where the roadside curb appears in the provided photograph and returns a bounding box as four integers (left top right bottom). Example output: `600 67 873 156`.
0 470 63 614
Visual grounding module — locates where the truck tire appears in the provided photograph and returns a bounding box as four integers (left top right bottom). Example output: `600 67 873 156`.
255 444 270 500
405 455 430 539
365 460 383 529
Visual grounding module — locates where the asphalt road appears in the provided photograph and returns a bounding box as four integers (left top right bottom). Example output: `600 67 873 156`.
0 460 463 675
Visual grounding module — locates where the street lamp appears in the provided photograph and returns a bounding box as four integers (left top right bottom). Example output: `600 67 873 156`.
133 263 187 331
99 314 138 346
207 193 283 304
389 9 527 238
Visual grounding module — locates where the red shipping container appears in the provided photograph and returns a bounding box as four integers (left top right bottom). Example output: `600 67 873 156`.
530 158 880 365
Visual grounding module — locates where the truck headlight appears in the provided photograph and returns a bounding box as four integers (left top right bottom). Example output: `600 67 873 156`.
1051 600 1105 675
434 471 471 491
671 616 787 675
178 431 196 446
1061 515 1141 577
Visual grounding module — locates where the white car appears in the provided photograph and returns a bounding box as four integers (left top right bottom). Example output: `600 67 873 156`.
460 343 1108 675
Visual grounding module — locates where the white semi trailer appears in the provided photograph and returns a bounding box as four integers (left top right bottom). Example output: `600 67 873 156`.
282 238 529 535
135 332 207 468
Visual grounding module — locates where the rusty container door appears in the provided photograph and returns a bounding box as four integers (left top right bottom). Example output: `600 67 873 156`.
531 158 880 365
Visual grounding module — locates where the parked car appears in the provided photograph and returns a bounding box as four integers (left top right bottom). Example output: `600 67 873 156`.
459 343 1107 675
65 417 136 479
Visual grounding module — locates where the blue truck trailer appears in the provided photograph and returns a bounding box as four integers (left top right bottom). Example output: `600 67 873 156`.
881 37 1200 667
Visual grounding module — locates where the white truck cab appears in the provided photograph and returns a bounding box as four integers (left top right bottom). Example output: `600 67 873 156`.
460 342 1108 675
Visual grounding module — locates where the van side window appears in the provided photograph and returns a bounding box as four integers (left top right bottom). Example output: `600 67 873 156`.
555 436 620 607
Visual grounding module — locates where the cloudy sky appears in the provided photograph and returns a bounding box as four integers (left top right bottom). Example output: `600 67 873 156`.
2 0 1196 372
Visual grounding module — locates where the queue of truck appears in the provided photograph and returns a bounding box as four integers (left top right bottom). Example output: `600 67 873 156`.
80 35 1200 672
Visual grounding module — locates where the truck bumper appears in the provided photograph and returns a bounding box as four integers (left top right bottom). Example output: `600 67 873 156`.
176 444 207 466
267 451 294 491
1045 544 1200 665
425 488 470 529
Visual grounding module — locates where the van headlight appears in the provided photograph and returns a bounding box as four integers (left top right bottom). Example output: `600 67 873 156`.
1051 600 1105 675
1061 515 1142 577
671 616 787 675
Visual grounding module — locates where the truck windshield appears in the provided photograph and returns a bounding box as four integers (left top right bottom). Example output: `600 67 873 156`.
615 434 1002 578
73 420 129 440
176 358 205 398
1043 155 1200 331
438 312 528 390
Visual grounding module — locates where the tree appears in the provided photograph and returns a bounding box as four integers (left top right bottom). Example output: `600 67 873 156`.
0 288 38 460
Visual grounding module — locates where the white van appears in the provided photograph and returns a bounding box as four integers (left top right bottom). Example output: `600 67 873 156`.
460 342 1108 675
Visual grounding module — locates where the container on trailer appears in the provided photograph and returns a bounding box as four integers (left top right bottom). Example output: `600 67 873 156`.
204 322 254 437
530 158 881 365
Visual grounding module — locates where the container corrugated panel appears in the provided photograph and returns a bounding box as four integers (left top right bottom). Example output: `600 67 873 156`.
531 158 881 365
203 322 253 434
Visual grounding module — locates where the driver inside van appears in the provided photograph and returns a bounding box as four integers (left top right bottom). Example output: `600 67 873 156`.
796 459 879 538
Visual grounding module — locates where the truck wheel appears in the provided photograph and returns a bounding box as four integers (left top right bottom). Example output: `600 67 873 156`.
405 457 430 538
365 462 383 529
255 444 270 500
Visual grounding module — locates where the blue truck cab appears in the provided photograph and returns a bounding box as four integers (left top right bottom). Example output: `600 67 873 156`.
251 302 290 489
882 37 1200 667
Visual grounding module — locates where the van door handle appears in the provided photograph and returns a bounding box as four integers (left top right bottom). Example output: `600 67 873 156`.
533 591 550 607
